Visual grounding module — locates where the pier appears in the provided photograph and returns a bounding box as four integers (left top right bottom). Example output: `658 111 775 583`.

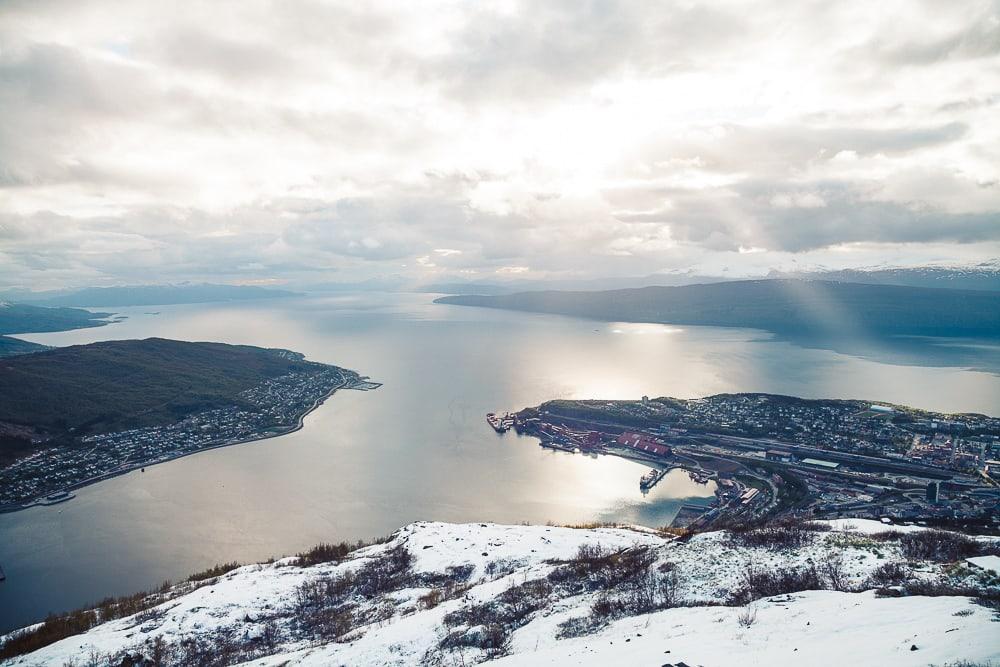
639 467 668 491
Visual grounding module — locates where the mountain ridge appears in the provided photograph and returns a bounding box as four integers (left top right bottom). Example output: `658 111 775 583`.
435 279 1000 338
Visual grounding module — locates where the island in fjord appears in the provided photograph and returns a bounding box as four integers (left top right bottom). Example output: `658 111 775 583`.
0 338 378 511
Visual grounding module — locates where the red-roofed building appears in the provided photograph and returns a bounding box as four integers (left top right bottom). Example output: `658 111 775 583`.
616 432 671 457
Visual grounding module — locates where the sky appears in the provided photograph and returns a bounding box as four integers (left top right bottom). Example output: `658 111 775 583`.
1 0 999 290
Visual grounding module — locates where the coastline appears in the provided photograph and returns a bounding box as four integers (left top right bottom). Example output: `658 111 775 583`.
1 378 366 515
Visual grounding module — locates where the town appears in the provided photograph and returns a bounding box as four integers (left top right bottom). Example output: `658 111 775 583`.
0 367 380 511
495 394 1000 531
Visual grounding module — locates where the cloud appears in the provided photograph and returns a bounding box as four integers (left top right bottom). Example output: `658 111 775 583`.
0 0 998 289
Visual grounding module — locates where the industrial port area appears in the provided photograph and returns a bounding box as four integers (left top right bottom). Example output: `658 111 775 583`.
0 368 380 512
492 393 1000 531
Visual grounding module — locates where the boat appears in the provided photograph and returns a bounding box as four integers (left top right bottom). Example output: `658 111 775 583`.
36 490 75 506
640 468 666 491
486 413 509 433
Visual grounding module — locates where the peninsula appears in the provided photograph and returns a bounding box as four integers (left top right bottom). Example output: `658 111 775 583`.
435 279 1000 338
0 338 378 511
0 302 113 357
495 393 1000 531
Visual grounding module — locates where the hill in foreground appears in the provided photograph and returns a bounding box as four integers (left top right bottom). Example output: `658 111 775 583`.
435 279 1000 338
2 519 997 665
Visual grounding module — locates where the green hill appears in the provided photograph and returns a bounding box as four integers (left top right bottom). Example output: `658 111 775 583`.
0 338 327 438
0 302 111 335
0 302 112 357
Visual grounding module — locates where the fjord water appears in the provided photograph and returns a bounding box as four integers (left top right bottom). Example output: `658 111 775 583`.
2 293 999 632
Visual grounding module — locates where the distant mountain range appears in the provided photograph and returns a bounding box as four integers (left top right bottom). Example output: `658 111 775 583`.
3 283 297 308
435 279 1000 338
769 262 1000 292
420 262 1000 295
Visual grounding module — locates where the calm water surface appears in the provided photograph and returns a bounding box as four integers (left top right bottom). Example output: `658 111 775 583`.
2 293 999 632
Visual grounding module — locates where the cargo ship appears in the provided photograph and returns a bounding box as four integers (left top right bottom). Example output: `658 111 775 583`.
486 413 506 432
486 412 515 433
640 468 667 491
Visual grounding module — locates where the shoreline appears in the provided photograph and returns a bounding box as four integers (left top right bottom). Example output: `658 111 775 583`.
1 379 362 515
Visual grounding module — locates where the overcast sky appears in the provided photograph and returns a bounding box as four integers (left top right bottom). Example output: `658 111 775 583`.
1 0 999 289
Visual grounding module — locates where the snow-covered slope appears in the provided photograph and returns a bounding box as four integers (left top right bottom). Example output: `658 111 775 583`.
4 520 998 666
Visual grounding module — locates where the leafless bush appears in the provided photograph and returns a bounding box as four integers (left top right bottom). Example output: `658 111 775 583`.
415 564 475 588
727 519 824 550
547 544 657 593
294 545 414 641
901 580 1000 612
556 567 685 638
729 562 825 605
295 537 389 567
897 531 982 562
439 623 511 658
186 561 240 583
737 605 758 628
818 551 850 591
440 578 552 654
866 562 911 588
485 558 522 578
418 589 445 610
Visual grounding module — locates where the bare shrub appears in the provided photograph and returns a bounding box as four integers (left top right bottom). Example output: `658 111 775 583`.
186 561 240 583
485 558 521 578
737 606 758 628
547 544 657 593
441 578 552 654
294 546 414 641
440 623 511 658
902 580 1000 612
353 545 414 596
898 531 982 562
729 563 825 605
415 564 475 588
556 567 685 638
866 562 911 588
727 519 824 550
818 551 850 591
418 589 445 609
296 541 358 567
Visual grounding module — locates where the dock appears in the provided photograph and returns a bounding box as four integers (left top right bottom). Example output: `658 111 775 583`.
670 504 711 528
639 467 668 491
346 378 382 391
540 440 579 453
487 412 516 433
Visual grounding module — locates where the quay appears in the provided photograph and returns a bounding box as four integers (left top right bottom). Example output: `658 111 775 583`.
639 467 668 491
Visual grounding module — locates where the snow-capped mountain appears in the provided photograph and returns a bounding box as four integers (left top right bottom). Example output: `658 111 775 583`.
770 261 1000 291
3 520 998 666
